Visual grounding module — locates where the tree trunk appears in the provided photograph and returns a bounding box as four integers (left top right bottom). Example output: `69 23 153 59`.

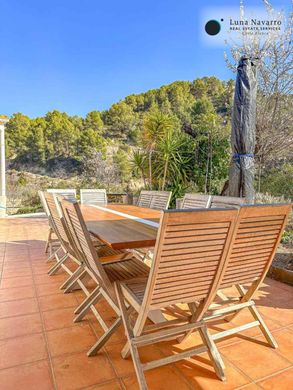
161 158 169 191
148 150 153 190
204 135 211 194
141 169 147 188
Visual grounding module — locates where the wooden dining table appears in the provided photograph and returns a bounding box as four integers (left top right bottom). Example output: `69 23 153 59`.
81 203 165 324
81 204 161 249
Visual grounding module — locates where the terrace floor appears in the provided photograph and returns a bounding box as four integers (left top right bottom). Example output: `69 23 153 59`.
0 216 292 390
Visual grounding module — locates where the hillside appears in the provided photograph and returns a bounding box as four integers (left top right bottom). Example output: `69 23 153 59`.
5 77 233 171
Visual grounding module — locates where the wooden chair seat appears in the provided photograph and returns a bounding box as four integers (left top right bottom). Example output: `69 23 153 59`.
104 259 149 283
97 245 126 259
119 277 149 305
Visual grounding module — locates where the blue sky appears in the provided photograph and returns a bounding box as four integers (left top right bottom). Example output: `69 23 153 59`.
0 0 290 117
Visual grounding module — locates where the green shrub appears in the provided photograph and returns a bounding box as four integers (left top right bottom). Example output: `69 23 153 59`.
260 164 293 199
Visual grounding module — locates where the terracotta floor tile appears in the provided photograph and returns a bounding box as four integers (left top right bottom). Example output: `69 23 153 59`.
157 335 250 390
219 307 281 339
47 324 96 357
5 248 29 260
32 264 51 275
0 313 43 340
38 293 77 311
0 285 36 302
34 272 69 285
36 281 63 296
30 253 49 262
2 261 31 269
0 333 48 369
4 255 30 263
0 275 34 288
235 383 262 389
84 380 122 389
268 329 293 362
122 365 192 390
176 354 250 390
0 360 54 390
220 338 291 380
52 351 116 390
2 267 33 278
42 307 77 331
34 272 67 285
263 278 292 293
258 305 293 327
257 367 293 389
0 298 39 319
106 342 164 378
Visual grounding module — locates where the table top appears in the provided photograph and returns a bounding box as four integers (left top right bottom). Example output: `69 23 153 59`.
81 204 161 249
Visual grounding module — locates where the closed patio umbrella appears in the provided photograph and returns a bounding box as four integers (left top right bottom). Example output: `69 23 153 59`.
228 56 258 204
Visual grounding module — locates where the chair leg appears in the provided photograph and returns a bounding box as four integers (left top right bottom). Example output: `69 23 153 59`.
228 284 278 349
48 253 69 275
115 282 148 390
249 305 278 348
63 269 87 293
74 290 102 322
60 266 85 290
199 325 226 381
130 344 148 390
87 317 122 357
74 285 99 314
45 229 52 253
46 245 62 262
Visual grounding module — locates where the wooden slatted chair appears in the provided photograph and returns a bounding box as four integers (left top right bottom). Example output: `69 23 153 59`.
135 190 172 261
38 190 59 257
181 193 211 209
210 195 245 209
57 197 128 292
150 191 172 210
137 191 172 210
80 189 107 205
203 204 292 350
47 188 77 202
61 200 153 356
137 191 153 208
44 192 81 276
114 208 239 389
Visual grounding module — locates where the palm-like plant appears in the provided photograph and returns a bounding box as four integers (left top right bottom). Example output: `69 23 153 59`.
141 111 173 189
131 150 148 187
155 129 194 190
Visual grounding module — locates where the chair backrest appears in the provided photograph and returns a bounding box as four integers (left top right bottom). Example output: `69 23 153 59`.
210 195 245 209
44 192 69 247
57 197 87 261
220 204 291 289
181 193 211 209
137 191 152 208
150 191 172 210
80 189 107 205
47 189 76 202
137 190 172 210
140 208 239 315
61 200 113 294
38 190 50 217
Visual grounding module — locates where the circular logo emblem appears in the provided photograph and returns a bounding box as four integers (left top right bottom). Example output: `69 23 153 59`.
205 20 221 35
